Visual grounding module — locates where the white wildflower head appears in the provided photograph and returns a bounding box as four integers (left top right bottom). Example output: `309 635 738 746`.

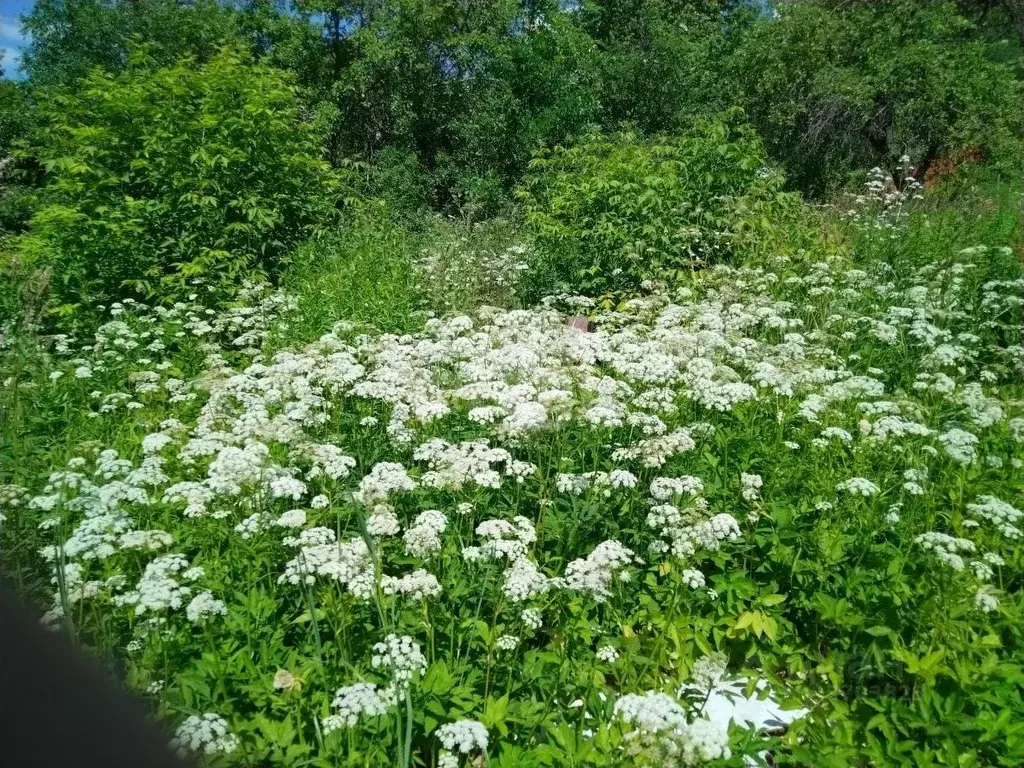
113 554 202 615
170 713 239 757
974 588 999 613
836 477 880 497
372 634 427 703
938 428 979 466
614 691 731 763
404 509 448 557
564 540 637 602
185 590 227 623
740 473 763 502
381 569 443 600
366 504 402 537
323 683 389 732
689 653 728 692
915 532 976 570
521 608 543 630
966 495 1022 539
436 719 489 755
496 634 519 651
275 509 307 529
463 516 536 562
356 462 417 505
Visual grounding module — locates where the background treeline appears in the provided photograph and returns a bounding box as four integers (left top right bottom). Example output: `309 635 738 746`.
0 0 1022 316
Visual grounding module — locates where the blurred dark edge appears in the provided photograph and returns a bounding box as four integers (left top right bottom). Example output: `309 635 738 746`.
0 579 197 768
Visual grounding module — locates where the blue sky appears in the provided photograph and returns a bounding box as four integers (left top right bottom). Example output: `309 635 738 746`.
1 0 33 78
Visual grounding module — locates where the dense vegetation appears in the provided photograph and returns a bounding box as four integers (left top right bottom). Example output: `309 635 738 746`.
1 1 1023 767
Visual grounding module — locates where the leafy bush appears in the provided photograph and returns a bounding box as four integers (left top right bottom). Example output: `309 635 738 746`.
360 148 431 220
518 111 801 296
20 0 239 88
732 0 1024 196
11 48 349 314
581 0 743 135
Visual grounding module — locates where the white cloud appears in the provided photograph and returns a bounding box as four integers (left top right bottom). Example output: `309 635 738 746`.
0 18 25 46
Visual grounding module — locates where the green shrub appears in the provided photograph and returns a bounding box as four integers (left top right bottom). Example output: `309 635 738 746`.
731 0 1024 197
12 48 350 315
517 110 801 297
0 77 36 241
360 148 431 221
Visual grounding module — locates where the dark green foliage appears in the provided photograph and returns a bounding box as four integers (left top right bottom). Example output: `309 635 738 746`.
0 77 35 239
580 0 748 135
20 0 239 88
11 0 1023 204
518 111 801 296
302 0 602 213
732 0 1024 196
359 148 432 220
13 48 349 314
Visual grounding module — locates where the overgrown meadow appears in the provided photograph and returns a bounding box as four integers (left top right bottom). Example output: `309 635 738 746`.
2 170 1024 767
2 1 1024 766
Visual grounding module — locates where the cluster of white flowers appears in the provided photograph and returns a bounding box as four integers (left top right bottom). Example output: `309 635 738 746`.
504 556 555 602
557 469 639 496
650 476 704 501
206 442 270 496
113 554 203 616
275 508 307 529
680 568 706 589
268 474 307 501
612 428 696 467
840 160 922 234
965 495 1022 539
836 477 880 497
234 511 273 539
903 467 927 496
279 528 375 598
356 462 417 505
372 634 428 703
688 653 728 692
614 692 731 764
353 504 395 540
22 235 1024 765
118 529 174 551
496 634 520 651
436 719 489 768
414 438 533 489
938 428 979 466
381 569 443 600
521 607 543 630
322 683 390 733
647 503 741 561
300 443 356 480
462 516 537 562
404 509 448 557
974 588 999 613
564 540 637 601
170 713 239 757
740 473 763 502
185 590 227 623
915 532 976 571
